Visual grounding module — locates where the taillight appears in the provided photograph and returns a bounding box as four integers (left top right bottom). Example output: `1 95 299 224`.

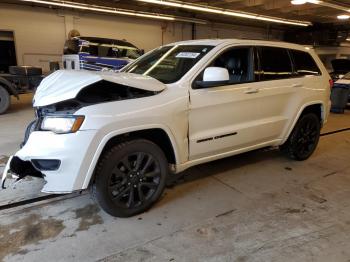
329 79 334 89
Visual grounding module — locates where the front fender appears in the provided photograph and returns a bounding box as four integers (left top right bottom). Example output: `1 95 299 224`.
81 124 180 189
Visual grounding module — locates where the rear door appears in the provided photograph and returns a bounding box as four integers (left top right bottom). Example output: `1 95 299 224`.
252 46 300 141
287 48 324 130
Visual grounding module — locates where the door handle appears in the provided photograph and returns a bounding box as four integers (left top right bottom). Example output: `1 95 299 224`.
292 84 303 88
245 88 259 94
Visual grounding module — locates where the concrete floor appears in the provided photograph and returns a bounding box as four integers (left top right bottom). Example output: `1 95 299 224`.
0 94 350 262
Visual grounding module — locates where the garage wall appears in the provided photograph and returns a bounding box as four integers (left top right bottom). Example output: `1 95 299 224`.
196 24 281 40
73 13 193 53
0 5 66 72
0 3 283 72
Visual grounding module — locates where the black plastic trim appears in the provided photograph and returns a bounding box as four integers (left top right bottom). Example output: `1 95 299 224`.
32 159 61 171
197 132 237 143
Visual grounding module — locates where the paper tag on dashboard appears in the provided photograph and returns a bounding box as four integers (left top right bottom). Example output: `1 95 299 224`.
176 52 200 59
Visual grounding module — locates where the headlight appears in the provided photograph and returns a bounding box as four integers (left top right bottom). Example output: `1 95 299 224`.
41 116 85 134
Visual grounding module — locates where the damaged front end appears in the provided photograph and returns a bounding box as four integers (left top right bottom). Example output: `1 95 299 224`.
1 70 166 193
1 156 44 189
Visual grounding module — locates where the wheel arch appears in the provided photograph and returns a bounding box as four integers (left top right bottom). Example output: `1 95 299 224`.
282 101 325 144
82 125 179 189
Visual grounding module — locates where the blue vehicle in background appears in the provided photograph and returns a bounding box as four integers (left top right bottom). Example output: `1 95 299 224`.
63 37 143 71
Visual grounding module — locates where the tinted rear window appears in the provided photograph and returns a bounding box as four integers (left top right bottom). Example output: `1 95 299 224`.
259 47 293 81
291 49 321 76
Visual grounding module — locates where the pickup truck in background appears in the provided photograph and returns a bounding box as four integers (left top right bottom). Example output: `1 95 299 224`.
0 66 43 114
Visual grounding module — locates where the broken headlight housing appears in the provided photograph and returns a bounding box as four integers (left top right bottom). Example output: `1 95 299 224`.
41 116 85 134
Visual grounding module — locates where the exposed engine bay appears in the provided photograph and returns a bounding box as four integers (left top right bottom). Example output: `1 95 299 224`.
37 80 161 116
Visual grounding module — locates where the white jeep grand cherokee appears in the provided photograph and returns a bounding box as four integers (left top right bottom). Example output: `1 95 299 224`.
2 39 331 217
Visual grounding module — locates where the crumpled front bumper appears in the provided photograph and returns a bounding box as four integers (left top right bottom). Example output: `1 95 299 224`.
1 155 44 189
1 156 15 189
2 129 98 193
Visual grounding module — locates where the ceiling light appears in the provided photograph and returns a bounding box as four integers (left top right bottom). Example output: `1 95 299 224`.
291 0 321 4
291 0 307 5
337 14 350 20
293 0 350 13
18 0 206 24
139 0 312 26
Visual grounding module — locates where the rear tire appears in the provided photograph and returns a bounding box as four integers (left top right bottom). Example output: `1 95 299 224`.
280 113 321 161
92 139 168 217
0 86 10 115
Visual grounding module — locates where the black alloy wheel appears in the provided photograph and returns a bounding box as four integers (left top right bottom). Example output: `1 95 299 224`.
93 139 168 217
108 152 162 209
280 113 321 161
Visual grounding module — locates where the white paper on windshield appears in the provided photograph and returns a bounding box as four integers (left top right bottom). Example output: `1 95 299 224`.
176 52 200 59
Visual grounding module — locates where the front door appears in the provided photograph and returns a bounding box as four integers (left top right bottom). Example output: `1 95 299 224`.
189 46 266 160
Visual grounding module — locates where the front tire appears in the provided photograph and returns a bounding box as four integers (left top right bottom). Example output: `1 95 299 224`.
281 113 321 161
92 139 168 217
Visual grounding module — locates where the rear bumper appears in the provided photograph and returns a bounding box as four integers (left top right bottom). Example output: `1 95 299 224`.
3 130 98 193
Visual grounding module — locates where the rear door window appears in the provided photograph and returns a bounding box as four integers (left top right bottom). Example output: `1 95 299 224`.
258 47 293 81
291 49 321 76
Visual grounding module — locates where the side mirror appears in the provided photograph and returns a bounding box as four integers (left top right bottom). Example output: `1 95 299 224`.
194 67 230 89
203 67 229 82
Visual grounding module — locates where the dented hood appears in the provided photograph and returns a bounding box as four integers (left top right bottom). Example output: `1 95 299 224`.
33 70 166 107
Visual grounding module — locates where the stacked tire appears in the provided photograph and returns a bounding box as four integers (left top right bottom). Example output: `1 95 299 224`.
9 66 42 76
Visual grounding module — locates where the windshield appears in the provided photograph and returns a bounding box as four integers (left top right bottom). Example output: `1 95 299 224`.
122 45 214 84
